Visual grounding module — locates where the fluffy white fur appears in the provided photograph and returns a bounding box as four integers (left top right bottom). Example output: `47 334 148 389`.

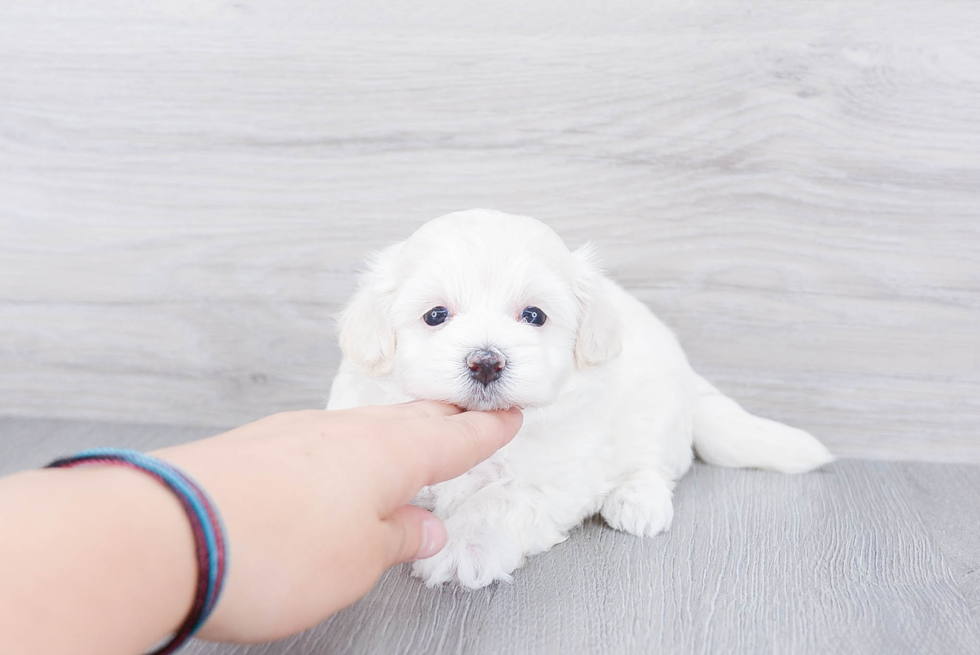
328 209 834 589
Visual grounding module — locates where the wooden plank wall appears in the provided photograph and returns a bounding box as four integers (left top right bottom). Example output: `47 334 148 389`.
1 1 978 462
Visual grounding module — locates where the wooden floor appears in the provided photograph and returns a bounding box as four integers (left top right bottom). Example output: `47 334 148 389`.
2 1 980 464
3 416 979 655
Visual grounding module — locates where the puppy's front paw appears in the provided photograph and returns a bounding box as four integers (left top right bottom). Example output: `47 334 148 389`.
411 522 524 590
601 476 674 538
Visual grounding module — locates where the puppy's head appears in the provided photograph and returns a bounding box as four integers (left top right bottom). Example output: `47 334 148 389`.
337 209 622 410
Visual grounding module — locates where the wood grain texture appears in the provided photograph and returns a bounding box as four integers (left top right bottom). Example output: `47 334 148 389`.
3 417 979 655
1 1 979 462
286 461 980 655
900 462 980 622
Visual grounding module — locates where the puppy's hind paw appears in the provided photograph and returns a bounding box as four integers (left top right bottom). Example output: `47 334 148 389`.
601 475 674 538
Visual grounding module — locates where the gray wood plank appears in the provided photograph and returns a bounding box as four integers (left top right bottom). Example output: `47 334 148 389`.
2 1 980 463
899 462 980 622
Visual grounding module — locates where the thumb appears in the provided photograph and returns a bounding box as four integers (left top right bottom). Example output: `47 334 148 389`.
382 505 448 566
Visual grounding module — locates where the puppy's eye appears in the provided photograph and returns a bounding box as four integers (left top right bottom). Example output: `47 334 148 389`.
520 306 547 326
424 306 450 326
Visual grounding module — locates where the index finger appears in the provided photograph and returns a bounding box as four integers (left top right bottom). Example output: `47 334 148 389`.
390 408 523 501
364 400 464 421
424 408 523 484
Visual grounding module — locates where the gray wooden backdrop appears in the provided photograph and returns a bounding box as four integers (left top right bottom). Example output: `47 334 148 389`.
2 0 979 463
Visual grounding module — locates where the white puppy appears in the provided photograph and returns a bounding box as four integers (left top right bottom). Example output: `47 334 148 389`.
328 209 833 589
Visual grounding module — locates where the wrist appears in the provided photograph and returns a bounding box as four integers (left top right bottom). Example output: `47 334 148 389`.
0 466 198 655
46 447 231 653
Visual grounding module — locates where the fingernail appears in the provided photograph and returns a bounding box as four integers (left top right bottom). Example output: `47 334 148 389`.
416 519 445 559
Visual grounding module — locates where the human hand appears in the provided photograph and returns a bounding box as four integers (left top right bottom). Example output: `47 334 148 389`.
152 402 522 643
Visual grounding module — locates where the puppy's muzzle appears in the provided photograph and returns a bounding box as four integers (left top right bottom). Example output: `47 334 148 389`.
466 349 505 386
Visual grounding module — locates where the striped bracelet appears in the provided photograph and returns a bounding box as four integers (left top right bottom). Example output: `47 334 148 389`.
46 448 228 655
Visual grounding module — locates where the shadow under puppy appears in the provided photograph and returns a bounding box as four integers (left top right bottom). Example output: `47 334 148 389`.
328 209 833 589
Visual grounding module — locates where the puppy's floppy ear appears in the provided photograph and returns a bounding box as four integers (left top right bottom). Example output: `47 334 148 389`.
572 243 623 368
336 243 402 376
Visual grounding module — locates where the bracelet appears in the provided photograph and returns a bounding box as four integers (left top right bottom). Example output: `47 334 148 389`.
46 448 228 655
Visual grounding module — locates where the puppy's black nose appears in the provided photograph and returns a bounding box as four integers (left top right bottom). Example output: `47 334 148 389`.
466 349 505 385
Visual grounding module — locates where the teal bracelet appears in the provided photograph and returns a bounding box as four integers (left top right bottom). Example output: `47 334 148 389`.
47 448 228 654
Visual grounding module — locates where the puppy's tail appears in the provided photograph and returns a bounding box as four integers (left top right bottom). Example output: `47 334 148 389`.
692 376 834 474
